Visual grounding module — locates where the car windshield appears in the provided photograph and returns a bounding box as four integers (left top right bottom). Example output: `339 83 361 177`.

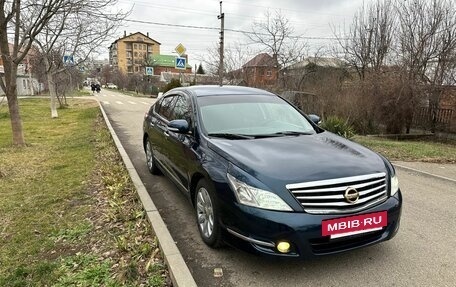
197 94 316 137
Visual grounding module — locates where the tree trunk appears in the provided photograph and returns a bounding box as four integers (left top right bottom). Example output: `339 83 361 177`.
48 73 59 118
6 90 25 146
4 65 25 146
44 58 59 118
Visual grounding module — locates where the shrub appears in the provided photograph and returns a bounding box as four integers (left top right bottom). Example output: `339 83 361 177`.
163 79 181 93
321 116 356 139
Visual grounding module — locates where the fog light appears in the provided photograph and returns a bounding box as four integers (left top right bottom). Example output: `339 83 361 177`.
276 241 291 253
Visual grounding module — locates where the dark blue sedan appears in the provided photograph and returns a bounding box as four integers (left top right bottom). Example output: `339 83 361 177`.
143 85 402 258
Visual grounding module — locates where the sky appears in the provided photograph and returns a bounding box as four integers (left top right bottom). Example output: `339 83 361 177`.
105 0 365 68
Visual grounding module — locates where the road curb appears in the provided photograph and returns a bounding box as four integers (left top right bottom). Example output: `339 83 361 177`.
393 163 456 184
98 102 197 287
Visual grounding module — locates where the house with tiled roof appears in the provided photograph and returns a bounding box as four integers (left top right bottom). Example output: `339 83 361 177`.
240 53 279 88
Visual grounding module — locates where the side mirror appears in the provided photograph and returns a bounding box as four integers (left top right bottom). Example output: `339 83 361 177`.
308 114 321 125
168 119 190 133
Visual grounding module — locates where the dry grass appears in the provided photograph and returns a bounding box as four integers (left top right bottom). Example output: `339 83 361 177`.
0 98 169 286
353 135 456 163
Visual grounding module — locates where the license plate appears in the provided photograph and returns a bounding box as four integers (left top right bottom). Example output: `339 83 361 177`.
322 211 387 239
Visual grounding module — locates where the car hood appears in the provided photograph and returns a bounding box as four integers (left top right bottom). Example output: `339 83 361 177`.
207 132 387 185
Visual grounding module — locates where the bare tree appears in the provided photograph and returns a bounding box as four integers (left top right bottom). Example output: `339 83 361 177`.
246 10 306 68
33 0 127 118
100 64 114 86
200 41 252 82
397 0 456 131
0 0 62 146
0 0 127 145
335 0 395 80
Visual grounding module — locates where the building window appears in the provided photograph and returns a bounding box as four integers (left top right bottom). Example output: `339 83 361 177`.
126 43 132 50
23 79 27 89
266 70 272 77
133 43 137 49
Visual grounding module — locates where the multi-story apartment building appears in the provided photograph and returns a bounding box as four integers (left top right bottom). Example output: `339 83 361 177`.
109 32 161 74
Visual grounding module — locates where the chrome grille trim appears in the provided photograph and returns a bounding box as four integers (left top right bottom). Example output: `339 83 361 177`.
226 228 275 248
286 172 386 189
286 172 388 214
290 178 385 194
295 184 386 200
300 190 387 206
303 196 388 215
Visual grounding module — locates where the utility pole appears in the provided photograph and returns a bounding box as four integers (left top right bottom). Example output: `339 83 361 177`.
194 64 197 85
218 1 224 86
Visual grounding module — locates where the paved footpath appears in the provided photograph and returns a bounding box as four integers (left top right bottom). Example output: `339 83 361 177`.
393 161 456 183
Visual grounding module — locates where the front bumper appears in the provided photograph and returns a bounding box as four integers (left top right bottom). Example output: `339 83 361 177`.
220 190 402 258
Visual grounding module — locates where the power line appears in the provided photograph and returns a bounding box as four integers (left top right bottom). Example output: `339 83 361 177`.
118 0 217 17
125 19 219 31
223 0 350 18
124 19 343 41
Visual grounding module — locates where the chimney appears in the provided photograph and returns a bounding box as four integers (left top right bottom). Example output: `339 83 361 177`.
147 32 149 37
124 31 126 37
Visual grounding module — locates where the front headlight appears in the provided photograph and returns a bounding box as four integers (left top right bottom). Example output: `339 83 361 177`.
227 173 292 211
390 175 399 196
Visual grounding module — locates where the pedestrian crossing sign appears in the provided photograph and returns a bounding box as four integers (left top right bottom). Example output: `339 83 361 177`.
145 66 154 75
63 55 74 66
175 57 186 70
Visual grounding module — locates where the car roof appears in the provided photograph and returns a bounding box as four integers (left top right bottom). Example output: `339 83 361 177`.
170 85 276 97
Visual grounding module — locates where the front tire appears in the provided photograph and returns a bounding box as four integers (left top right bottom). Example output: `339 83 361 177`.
195 179 223 248
145 138 160 175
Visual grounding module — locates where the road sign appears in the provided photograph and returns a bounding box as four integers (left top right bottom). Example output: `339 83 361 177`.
175 43 186 56
63 55 74 66
145 66 154 75
175 57 186 70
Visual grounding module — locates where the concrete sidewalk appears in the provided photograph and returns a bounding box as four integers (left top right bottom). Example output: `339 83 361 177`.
393 161 456 183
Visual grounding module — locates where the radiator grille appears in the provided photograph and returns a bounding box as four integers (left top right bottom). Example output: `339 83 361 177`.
286 173 388 214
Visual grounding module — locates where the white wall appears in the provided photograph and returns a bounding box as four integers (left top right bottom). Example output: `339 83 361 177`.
0 76 43 96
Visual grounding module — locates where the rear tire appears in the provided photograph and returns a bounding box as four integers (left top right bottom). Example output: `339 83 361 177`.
195 179 223 248
145 138 160 175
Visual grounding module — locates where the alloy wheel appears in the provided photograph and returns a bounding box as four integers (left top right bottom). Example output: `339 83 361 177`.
196 187 214 239
146 141 154 170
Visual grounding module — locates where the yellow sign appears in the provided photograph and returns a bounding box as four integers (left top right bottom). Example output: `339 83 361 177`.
175 43 186 56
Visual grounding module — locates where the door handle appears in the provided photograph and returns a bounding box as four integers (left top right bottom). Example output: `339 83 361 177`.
164 131 170 137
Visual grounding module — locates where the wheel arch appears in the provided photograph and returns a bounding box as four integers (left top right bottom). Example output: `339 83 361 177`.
190 172 206 207
143 133 149 152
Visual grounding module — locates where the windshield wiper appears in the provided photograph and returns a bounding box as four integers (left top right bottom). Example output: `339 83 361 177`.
253 131 314 138
274 131 314 136
207 133 254 140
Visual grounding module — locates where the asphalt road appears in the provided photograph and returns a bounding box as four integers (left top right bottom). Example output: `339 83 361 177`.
96 89 456 287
